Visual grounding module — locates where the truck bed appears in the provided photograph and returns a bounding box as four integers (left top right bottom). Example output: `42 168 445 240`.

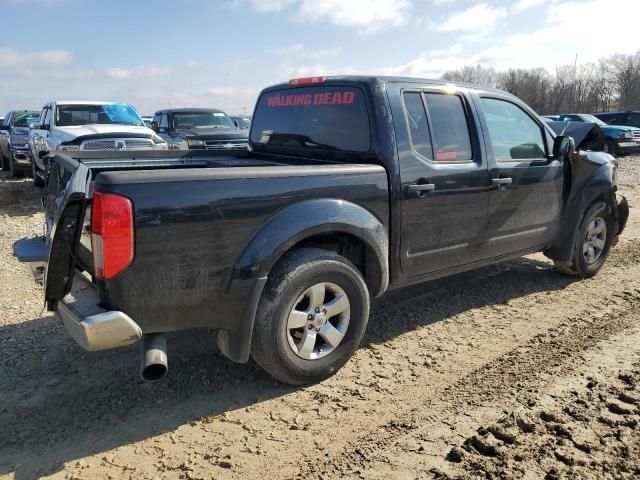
42 149 390 361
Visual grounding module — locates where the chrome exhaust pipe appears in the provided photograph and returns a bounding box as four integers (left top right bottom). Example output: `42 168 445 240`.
140 333 168 382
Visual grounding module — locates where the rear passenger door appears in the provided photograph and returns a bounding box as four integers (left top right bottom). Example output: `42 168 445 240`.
389 85 491 277
474 94 563 257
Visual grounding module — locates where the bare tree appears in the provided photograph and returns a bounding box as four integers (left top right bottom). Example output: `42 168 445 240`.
439 50 640 114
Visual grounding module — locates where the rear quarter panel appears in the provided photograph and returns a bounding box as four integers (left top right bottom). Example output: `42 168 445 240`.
94 164 389 333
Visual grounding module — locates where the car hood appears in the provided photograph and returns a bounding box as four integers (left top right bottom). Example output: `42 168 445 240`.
600 125 640 133
11 127 30 136
547 121 605 151
54 124 159 138
175 128 249 140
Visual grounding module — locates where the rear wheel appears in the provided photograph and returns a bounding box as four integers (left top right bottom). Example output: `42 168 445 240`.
251 247 370 385
555 202 614 278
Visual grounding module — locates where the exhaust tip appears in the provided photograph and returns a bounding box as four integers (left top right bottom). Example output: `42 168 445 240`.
140 333 168 383
141 363 168 382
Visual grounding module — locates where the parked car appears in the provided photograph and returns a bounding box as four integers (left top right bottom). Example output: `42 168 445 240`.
151 108 249 150
556 113 640 156
230 115 251 129
29 101 168 187
18 76 628 386
593 110 640 129
0 110 40 177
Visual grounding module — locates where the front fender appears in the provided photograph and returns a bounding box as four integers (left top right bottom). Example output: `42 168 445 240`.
546 161 616 261
232 198 389 295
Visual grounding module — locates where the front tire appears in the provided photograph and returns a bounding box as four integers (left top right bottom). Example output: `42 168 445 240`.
31 159 44 187
0 149 8 171
251 248 370 385
603 140 617 157
555 202 614 278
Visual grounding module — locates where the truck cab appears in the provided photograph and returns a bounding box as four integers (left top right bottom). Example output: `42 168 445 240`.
29 101 168 186
151 108 248 151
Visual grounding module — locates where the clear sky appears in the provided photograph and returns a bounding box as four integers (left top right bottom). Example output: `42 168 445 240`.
1 0 638 116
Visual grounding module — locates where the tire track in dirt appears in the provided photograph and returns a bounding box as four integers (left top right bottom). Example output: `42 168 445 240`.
296 277 640 479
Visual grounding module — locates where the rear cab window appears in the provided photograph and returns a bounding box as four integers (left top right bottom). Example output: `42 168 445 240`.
402 90 473 162
250 85 371 154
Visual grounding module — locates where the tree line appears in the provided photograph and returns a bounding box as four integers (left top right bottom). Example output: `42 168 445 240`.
440 50 640 114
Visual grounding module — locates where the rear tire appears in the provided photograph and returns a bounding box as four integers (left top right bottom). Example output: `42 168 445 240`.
251 247 370 385
555 202 614 278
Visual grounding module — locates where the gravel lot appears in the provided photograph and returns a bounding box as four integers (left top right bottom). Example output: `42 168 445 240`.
1 155 639 480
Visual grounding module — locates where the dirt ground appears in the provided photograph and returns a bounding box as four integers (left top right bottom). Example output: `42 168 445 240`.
1 155 639 480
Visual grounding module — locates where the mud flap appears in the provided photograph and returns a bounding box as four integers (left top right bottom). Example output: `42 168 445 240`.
615 195 629 236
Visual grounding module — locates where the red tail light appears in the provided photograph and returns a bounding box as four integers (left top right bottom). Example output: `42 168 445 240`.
288 76 326 86
91 191 134 280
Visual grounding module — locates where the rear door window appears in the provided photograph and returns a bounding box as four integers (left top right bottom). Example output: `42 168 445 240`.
629 112 640 128
424 93 473 162
251 85 370 152
403 92 433 159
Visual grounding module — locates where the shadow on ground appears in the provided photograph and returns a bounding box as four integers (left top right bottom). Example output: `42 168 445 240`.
0 255 576 479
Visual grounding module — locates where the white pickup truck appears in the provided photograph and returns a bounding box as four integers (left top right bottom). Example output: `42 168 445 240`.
29 101 167 186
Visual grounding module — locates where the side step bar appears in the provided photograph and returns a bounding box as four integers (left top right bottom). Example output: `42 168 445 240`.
13 236 48 285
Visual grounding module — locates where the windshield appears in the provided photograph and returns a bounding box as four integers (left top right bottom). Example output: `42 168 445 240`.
172 112 236 129
579 114 606 126
13 111 40 127
231 116 251 128
250 85 370 152
55 103 144 127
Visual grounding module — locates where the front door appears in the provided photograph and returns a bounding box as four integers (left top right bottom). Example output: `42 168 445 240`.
474 95 563 256
389 86 491 277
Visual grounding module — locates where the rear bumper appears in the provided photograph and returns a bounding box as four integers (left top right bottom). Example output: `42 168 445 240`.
58 272 142 351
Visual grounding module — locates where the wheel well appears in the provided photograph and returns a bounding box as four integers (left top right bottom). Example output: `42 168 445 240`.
286 233 384 297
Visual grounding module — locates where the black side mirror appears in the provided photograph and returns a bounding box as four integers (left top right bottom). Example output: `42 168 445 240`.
233 120 239 128
38 150 49 160
150 121 159 133
553 135 575 157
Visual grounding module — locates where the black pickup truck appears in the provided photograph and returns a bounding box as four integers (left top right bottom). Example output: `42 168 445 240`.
21 76 628 386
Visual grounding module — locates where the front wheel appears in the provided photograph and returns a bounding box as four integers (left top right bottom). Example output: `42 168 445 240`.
603 140 617 157
31 159 44 187
555 202 614 278
251 248 370 385
0 149 8 171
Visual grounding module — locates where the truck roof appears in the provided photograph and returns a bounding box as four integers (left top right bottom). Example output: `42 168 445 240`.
54 101 124 106
265 75 508 96
154 108 227 115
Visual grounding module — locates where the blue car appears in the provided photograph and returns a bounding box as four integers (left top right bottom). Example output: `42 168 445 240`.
556 113 640 156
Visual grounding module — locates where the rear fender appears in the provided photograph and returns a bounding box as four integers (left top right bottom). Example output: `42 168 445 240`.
217 199 388 363
232 198 389 295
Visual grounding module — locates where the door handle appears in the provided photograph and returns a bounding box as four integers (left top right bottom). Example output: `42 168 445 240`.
492 177 513 187
408 183 436 194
